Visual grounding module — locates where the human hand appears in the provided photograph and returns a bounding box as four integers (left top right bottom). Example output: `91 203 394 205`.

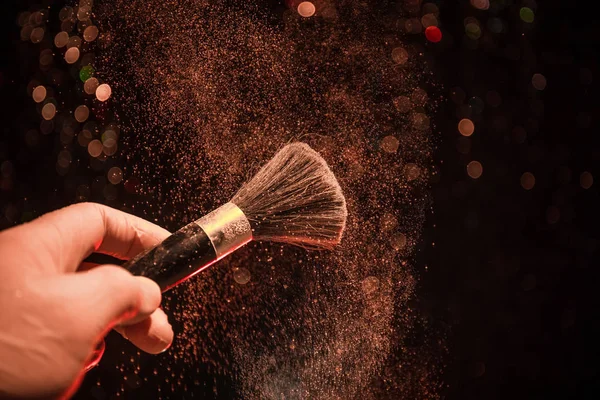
0 203 173 399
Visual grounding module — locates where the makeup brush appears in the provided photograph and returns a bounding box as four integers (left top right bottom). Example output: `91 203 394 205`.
122 142 348 292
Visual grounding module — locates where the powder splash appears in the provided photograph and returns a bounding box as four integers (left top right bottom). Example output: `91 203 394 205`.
91 0 442 398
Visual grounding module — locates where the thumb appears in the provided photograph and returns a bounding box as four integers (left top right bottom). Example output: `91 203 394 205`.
65 265 162 338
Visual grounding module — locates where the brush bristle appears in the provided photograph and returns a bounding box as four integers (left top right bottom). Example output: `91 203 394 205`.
231 142 348 250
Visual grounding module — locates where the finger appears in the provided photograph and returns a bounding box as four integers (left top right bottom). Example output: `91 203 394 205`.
79 262 99 272
10 202 171 273
114 308 174 354
62 266 162 338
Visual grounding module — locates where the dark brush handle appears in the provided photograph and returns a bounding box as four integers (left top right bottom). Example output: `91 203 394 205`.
122 222 217 292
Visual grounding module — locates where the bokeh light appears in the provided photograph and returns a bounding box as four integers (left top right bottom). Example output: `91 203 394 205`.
465 22 481 40
422 3 439 15
65 47 80 64
59 6 73 22
30 27 45 44
532 73 547 90
17 12 30 27
107 167 124 185
380 213 398 232
521 172 536 190
520 7 535 23
60 19 74 33
77 130 93 147
80 65 94 82
412 113 430 130
41 103 56 120
83 26 99 42
74 105 90 123
458 118 475 136
467 161 483 179
32 86 47 103
390 232 407 251
580 171 593 189
421 14 438 28
57 150 72 168
233 267 251 285
404 163 421 181
84 77 100 95
393 95 411 113
39 50 54 68
20 25 33 42
297 2 316 18
40 119 54 135
103 137 118 156
96 84 112 102
67 35 82 49
425 26 442 42
380 135 400 153
405 18 423 34
87 139 103 157
77 6 92 22
470 0 490 10
391 47 409 65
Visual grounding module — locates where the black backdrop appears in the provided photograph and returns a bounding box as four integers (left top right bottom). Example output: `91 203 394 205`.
1 1 598 399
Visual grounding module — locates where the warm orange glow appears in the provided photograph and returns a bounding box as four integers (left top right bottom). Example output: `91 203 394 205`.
96 84 112 102
41 103 56 120
391 47 409 65
65 47 80 64
298 2 316 17
32 86 47 103
380 135 400 153
30 27 44 44
467 161 483 179
405 163 421 181
393 96 411 113
84 26 99 42
107 167 124 184
88 139 103 157
84 78 100 95
74 105 90 123
458 118 475 136
390 233 407 251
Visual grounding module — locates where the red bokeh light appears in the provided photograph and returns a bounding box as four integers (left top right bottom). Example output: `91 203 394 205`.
425 26 442 43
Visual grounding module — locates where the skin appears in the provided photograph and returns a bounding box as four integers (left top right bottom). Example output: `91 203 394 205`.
0 203 174 399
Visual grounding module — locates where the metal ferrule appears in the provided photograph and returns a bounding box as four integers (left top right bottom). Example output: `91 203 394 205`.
194 202 252 259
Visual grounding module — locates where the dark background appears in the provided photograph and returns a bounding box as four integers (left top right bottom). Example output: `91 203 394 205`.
1 0 598 399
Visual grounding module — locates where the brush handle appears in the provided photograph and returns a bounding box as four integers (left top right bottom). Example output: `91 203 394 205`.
122 222 218 292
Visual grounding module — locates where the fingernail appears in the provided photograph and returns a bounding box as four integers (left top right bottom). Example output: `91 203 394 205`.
115 326 129 340
159 340 172 353
153 320 173 353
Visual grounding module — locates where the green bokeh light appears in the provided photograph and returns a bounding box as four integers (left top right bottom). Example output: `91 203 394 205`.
79 65 94 82
520 7 535 23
